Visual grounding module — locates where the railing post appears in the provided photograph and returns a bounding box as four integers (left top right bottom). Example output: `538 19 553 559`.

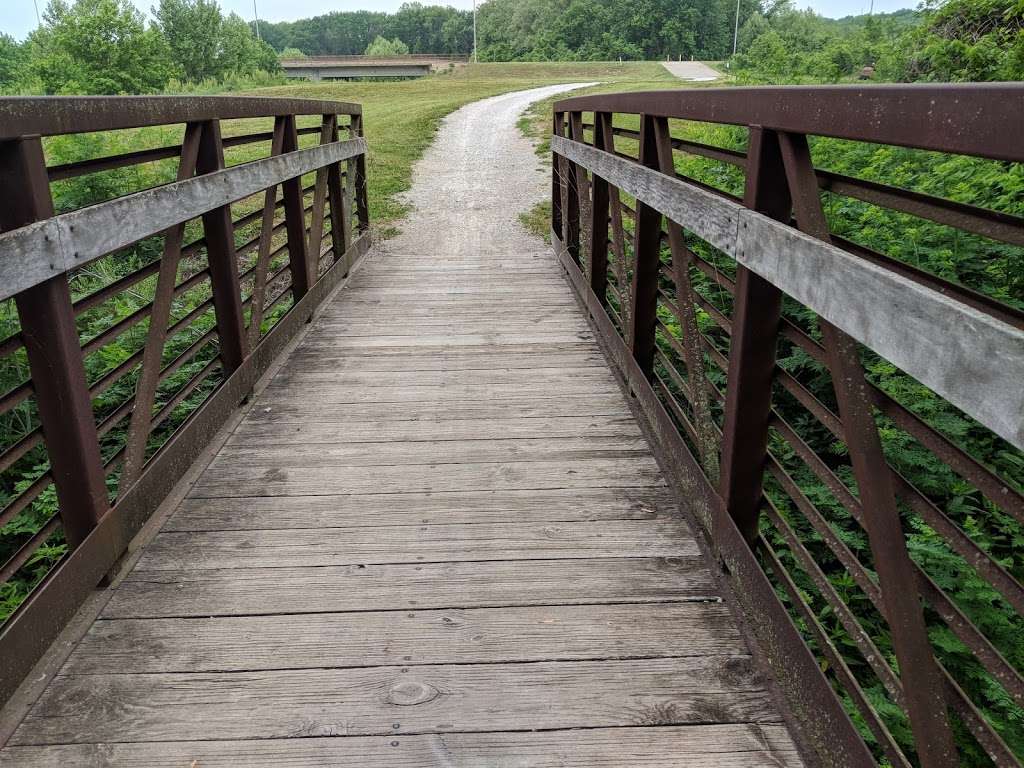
281 114 314 300
325 115 349 274
350 113 370 233
0 136 108 549
551 111 564 239
588 112 610 302
628 114 663 378
196 120 248 373
777 129 958 768
558 112 581 265
569 112 590 271
718 127 790 542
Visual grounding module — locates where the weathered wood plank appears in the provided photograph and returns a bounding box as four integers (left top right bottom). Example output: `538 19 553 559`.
187 457 665 497
105 557 719 618
10 657 778 745
257 380 621 403
283 349 606 371
227 414 642 447
0 138 367 302
266 366 618 387
294 332 596 348
553 132 1024 449
0 724 802 767
135 519 694 571
206 437 652 471
66 603 741 674
243 395 632 423
168 485 671 530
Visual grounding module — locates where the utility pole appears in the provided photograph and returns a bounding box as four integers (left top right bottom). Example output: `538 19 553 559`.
33 0 41 27
473 0 478 63
253 0 261 41
732 0 741 56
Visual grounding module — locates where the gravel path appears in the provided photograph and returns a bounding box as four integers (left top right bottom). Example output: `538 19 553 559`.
661 61 721 81
383 82 596 258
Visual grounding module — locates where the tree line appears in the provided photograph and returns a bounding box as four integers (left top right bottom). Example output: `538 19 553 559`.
3 0 1020 94
0 0 279 95
732 0 1022 82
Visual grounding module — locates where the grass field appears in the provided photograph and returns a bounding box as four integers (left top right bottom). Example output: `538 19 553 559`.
250 61 690 233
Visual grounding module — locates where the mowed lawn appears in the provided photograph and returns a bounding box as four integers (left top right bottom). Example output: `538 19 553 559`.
250 62 686 231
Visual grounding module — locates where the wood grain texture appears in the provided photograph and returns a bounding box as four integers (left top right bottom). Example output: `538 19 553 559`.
104 557 720 618
0 724 801 767
11 657 778 745
0 138 366 302
554 131 1024 449
135 519 696 571
66 603 742 674
206 436 653 470
168 485 671 530
227 414 643 447
243 394 632 423
188 457 666 497
0 120 803 765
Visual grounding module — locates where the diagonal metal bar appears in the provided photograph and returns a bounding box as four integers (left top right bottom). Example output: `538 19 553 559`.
651 115 719 481
777 128 958 768
246 118 288 347
118 122 204 495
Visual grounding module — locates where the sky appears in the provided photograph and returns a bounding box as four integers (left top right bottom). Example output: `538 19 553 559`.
1 0 915 41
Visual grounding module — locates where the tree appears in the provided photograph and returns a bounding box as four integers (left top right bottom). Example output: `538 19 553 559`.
0 34 27 90
279 47 307 59
365 35 410 56
151 0 223 82
218 12 279 74
30 0 174 94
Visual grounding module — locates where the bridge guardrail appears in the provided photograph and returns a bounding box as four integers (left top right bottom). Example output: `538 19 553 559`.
0 96 371 703
551 84 1023 768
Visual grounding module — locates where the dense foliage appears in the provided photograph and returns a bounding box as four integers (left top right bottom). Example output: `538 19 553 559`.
0 0 279 94
259 3 473 56
365 35 411 57
655 121 1024 765
731 0 1024 82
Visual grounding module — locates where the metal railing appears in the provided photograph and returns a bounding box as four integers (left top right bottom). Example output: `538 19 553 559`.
551 84 1023 768
0 95 371 703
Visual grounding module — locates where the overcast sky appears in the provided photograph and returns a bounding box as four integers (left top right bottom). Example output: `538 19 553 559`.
1 0 915 41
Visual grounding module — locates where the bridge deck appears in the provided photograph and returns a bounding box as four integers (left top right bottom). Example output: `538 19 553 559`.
0 87 803 767
0 247 802 766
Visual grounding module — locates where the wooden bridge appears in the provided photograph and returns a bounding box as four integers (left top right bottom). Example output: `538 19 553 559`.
0 87 1021 767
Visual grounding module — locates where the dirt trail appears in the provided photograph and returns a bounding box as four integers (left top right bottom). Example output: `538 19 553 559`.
383 82 595 258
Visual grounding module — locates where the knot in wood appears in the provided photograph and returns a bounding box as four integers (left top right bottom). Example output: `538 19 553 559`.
386 679 440 706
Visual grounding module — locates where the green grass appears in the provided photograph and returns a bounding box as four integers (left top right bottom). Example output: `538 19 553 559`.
249 62 684 230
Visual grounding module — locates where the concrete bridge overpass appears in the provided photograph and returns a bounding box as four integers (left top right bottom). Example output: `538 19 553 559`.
281 55 468 80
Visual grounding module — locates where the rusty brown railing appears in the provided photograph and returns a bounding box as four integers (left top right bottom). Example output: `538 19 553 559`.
551 85 1023 768
0 96 370 702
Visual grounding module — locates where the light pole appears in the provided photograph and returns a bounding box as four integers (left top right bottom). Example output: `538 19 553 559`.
732 0 741 56
33 0 41 27
253 0 261 41
472 0 478 63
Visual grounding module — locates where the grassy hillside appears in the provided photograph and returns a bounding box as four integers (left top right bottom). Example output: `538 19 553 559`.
251 62 683 231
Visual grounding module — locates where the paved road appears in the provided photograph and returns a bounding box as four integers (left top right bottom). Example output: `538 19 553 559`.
662 61 722 81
